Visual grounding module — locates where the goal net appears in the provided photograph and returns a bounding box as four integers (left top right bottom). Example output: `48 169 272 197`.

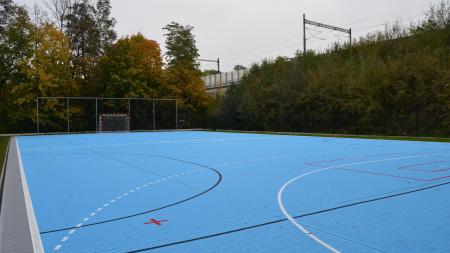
98 114 130 132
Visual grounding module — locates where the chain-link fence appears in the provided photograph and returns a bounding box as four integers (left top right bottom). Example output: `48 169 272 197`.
36 97 178 133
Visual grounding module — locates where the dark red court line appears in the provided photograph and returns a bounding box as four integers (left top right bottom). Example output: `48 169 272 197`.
305 157 450 182
398 161 450 173
305 162 432 181
307 153 416 167
336 167 450 182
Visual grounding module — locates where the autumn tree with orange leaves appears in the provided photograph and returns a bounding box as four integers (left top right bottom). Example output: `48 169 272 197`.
97 33 164 98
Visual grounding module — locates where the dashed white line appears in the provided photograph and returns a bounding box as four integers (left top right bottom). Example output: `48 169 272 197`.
52 167 208 251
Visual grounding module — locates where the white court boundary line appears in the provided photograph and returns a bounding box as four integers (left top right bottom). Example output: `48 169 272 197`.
16 137 45 253
21 136 279 152
277 153 450 253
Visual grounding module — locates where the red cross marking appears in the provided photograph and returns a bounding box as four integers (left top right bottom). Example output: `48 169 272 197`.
144 218 168 226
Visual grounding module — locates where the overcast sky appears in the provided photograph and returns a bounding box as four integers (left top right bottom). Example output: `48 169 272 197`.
16 0 434 71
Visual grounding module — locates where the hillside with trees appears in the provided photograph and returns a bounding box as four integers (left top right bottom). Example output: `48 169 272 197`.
214 2 450 137
0 0 449 137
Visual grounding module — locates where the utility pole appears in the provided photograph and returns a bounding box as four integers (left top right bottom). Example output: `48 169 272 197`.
303 13 307 54
198 58 220 73
302 14 352 53
349 28 352 47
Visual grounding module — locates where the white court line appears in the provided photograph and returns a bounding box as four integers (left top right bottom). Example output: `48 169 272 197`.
22 137 278 152
277 153 449 253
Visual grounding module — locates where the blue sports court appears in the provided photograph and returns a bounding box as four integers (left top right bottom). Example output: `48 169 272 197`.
14 131 450 252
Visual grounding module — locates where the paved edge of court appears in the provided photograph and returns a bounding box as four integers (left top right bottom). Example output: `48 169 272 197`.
0 137 10 215
0 137 44 253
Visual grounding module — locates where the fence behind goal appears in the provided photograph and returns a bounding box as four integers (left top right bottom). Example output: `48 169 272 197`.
36 97 178 133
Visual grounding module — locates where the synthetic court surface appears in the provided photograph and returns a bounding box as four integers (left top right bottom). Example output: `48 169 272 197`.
17 131 450 252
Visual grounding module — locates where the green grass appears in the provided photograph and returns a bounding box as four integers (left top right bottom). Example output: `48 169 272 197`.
210 130 450 143
0 137 9 176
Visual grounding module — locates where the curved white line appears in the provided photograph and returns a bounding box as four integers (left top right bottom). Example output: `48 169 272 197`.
277 153 449 253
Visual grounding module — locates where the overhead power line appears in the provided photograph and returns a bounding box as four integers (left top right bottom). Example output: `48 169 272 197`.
223 43 300 62
217 2 431 70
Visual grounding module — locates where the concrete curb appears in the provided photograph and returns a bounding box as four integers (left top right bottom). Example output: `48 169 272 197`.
0 137 44 253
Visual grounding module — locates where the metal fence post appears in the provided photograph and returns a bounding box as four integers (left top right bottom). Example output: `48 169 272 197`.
67 97 70 133
175 100 178 130
152 99 156 130
36 98 39 133
95 97 98 133
128 98 131 131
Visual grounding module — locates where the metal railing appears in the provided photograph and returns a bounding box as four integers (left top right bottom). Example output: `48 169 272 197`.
202 69 249 90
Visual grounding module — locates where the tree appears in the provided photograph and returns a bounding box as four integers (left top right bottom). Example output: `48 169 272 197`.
96 0 116 54
64 0 99 80
422 0 450 30
0 0 15 32
63 0 116 92
233 65 247 71
0 2 32 84
163 22 210 127
163 22 200 70
98 33 163 98
10 23 75 132
0 2 34 132
44 0 78 31
202 69 220 76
